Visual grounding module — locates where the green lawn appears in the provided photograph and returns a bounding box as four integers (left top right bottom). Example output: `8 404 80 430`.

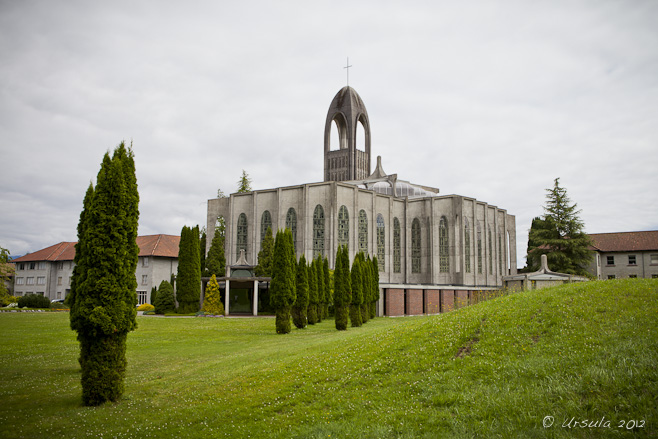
1 279 656 438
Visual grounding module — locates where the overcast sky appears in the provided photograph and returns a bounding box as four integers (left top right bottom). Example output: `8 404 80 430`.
2 0 657 266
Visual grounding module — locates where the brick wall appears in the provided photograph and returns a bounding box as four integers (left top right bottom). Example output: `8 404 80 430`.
455 290 469 309
441 290 455 312
424 290 441 314
385 289 404 316
406 289 423 315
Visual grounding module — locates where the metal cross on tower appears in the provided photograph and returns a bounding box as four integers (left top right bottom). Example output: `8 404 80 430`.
344 57 352 86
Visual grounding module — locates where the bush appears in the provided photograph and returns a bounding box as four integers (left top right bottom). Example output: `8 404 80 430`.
154 280 176 314
137 303 155 312
1 295 18 307
17 294 51 309
50 301 70 310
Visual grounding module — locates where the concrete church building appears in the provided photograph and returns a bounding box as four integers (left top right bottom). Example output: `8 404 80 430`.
206 86 517 316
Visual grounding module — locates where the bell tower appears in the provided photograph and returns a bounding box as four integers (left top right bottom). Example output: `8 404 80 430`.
324 86 371 181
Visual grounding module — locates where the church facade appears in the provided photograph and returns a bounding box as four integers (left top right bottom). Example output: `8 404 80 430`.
207 86 517 316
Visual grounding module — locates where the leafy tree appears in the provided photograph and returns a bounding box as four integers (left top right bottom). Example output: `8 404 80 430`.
202 275 224 315
292 254 308 329
154 280 176 314
0 246 12 299
334 246 351 330
206 224 226 277
237 170 252 193
177 225 201 313
69 142 139 406
270 229 296 334
255 227 274 277
217 188 226 198
527 178 593 275
307 258 318 325
350 254 363 327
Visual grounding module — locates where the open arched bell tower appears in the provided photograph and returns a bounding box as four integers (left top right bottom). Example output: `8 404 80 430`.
324 86 371 181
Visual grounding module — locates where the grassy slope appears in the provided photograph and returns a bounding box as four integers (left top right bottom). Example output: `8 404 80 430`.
0 279 656 438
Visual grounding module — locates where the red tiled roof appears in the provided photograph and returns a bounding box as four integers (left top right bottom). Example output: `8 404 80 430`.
12 235 180 262
588 231 658 252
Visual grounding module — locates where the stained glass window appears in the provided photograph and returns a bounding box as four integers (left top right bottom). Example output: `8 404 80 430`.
393 217 401 273
376 214 385 271
477 221 482 274
358 210 368 254
313 205 325 258
260 210 271 246
236 213 247 259
338 205 349 250
286 208 297 252
412 218 421 273
464 218 471 273
439 216 449 273
488 226 493 273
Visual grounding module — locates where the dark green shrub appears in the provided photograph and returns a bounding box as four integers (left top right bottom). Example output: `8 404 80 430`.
292 255 308 329
270 229 296 334
154 280 176 314
18 294 51 309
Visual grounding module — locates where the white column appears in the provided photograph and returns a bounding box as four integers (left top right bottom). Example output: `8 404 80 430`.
252 280 259 316
225 279 230 316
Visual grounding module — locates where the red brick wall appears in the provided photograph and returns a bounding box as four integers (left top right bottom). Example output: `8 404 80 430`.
441 290 455 312
424 290 441 314
406 289 423 315
385 289 404 316
456 290 468 309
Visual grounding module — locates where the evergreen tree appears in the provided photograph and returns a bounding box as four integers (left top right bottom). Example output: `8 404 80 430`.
255 227 274 277
237 170 252 193
199 226 208 276
202 274 224 315
177 225 201 313
313 258 323 322
150 286 157 305
206 226 226 277
360 255 370 324
154 280 176 314
527 178 593 275
69 142 139 406
270 229 296 334
370 256 379 319
323 257 331 318
307 258 318 325
350 254 363 327
334 246 351 330
292 254 308 329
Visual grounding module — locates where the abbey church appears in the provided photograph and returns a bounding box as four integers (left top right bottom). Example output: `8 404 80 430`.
206 86 517 316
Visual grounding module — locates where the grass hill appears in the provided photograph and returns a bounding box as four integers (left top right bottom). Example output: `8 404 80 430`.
0 279 656 438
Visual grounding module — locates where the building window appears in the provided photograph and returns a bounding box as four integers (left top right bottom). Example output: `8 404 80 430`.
393 217 401 273
38 262 46 270
628 255 637 265
608 275 616 280
629 274 637 278
651 254 658 265
412 218 421 273
260 210 272 246
439 216 449 273
652 274 658 279
26 277 35 285
57 262 64 270
137 291 147 305
477 221 482 274
141 275 148 285
376 214 385 271
607 256 614 265
488 226 493 273
286 208 297 253
236 213 248 259
57 291 62 299
17 263 24 270
57 277 62 286
142 257 149 267
29 262 35 270
464 218 471 274
338 205 349 250
313 205 325 258
16 277 24 285
498 231 503 275
358 210 368 254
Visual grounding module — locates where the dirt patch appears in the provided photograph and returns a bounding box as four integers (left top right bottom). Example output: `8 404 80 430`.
455 328 481 359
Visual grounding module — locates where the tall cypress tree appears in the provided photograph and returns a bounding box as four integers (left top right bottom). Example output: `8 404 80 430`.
350 255 363 327
307 258 318 325
177 225 201 313
206 227 226 277
69 142 139 406
323 257 331 318
360 255 370 324
315 256 325 320
370 256 379 319
292 254 308 329
334 246 351 330
255 227 274 277
270 229 296 334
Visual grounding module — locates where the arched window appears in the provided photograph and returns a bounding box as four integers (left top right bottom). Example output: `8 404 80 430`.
464 218 471 273
260 210 272 246
338 205 349 250
393 217 401 273
286 208 297 252
376 214 385 271
498 229 503 275
477 221 483 274
439 216 449 273
488 226 493 273
412 218 421 273
358 209 368 253
313 205 325 258
236 213 247 259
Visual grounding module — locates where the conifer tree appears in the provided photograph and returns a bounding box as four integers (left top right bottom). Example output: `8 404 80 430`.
270 229 296 334
150 286 157 305
206 226 226 277
360 255 370 324
350 255 363 327
323 257 331 318
292 254 308 328
255 226 274 277
307 258 318 324
154 280 176 314
177 225 201 313
313 258 323 323
334 246 351 330
202 274 224 315
370 256 380 319
69 142 139 406
237 170 252 193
